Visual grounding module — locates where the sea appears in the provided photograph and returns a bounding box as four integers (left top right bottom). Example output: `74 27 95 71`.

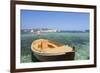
21 32 89 63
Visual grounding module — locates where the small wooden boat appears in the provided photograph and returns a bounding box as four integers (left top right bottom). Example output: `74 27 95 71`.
31 39 75 61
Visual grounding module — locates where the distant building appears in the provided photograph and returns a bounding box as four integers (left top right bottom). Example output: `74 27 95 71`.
40 29 57 33
30 29 57 33
30 30 34 33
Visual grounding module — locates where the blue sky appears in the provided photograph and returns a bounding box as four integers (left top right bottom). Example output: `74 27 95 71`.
21 10 89 31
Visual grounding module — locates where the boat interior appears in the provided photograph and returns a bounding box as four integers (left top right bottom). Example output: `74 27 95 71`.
31 39 73 53
32 39 61 48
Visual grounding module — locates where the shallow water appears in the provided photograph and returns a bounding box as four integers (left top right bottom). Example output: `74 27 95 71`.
21 32 89 63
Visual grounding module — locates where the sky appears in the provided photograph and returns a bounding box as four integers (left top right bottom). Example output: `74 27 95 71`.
21 10 90 31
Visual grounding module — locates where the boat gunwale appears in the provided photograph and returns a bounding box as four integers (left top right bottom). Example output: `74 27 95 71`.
31 39 74 56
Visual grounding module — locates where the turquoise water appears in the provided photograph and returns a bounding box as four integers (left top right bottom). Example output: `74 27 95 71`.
21 32 89 63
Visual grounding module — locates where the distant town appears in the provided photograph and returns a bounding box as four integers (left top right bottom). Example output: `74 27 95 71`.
21 28 89 34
